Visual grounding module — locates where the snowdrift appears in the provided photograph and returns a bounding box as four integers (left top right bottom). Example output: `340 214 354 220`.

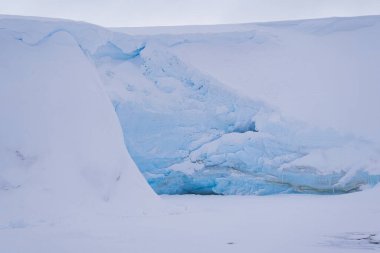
0 16 159 225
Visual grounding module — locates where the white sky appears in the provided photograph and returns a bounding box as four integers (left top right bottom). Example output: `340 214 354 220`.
1 0 380 27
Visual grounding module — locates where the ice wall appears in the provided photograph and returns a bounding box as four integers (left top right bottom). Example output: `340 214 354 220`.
95 17 380 195
1 15 379 197
93 23 380 194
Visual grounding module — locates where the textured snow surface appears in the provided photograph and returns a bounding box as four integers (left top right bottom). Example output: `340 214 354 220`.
1 15 380 197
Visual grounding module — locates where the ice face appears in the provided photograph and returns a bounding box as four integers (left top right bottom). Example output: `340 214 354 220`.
93 30 380 195
1 15 379 196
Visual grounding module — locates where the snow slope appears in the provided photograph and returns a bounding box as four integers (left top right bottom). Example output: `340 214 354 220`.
1 185 379 253
1 15 380 198
118 15 380 144
0 16 159 226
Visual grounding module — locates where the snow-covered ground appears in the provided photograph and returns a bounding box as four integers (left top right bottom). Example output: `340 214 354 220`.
1 185 379 253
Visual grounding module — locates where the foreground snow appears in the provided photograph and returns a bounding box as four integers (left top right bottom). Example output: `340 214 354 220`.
1 185 379 253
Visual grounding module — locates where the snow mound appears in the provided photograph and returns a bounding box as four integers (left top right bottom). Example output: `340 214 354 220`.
0 16 160 225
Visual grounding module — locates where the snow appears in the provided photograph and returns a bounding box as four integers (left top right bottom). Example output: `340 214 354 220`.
110 16 380 195
1 15 380 196
0 15 160 226
1 14 380 253
159 15 380 144
1 185 379 253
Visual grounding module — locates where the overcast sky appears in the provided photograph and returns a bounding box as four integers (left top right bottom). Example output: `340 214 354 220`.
1 0 380 27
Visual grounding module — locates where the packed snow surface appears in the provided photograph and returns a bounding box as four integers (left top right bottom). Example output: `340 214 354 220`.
1 185 380 253
1 15 380 198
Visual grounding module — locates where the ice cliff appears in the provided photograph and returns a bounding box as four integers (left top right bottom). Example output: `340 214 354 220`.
1 15 380 197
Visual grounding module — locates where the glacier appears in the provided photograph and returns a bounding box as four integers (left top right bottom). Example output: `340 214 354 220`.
100 16 380 195
1 15 380 197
